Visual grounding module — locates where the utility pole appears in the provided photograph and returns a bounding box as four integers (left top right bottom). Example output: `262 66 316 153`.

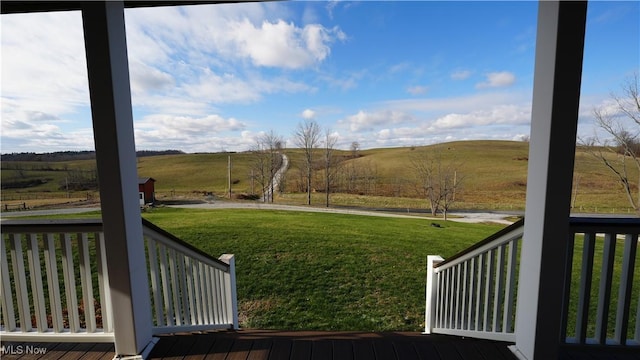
251 169 255 195
228 155 232 199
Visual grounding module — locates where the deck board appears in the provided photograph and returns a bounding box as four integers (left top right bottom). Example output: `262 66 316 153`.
246 339 272 360
351 340 375 360
331 340 353 360
289 340 312 360
267 339 292 360
204 336 234 360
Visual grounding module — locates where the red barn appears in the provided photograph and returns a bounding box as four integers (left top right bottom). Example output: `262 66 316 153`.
138 177 156 205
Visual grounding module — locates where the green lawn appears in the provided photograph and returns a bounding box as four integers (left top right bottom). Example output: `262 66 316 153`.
140 207 503 331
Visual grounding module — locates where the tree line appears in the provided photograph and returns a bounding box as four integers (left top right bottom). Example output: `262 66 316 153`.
1 149 185 162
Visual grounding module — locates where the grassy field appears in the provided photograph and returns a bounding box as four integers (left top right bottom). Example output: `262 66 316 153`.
2 140 637 213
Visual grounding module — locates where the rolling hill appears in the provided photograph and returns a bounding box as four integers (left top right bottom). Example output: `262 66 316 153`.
1 140 636 213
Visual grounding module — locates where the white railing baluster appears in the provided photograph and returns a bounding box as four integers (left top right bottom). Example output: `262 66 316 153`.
211 267 221 324
461 261 468 330
11 234 30 332
168 248 182 326
454 264 462 329
493 244 506 332
483 249 495 332
219 266 229 323
1 235 16 331
424 255 443 334
194 261 205 325
576 232 595 343
61 234 80 332
595 233 616 344
96 233 113 333
503 238 518 334
614 233 637 345
219 254 238 329
193 261 202 325
158 243 174 326
205 265 214 324
146 237 164 327
197 263 206 325
79 233 96 332
475 253 484 332
44 234 63 332
444 268 451 329
185 257 196 325
466 256 476 331
27 234 47 332
178 254 190 324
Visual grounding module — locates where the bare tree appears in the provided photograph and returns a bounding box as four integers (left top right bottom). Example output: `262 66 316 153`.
350 141 360 158
252 131 283 203
294 119 321 205
323 128 339 207
250 140 270 202
585 74 640 215
411 148 463 219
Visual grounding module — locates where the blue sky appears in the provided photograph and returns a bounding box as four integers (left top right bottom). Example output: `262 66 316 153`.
1 1 638 153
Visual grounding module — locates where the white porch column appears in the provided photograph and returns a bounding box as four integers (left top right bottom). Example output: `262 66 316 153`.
81 2 153 356
513 2 587 360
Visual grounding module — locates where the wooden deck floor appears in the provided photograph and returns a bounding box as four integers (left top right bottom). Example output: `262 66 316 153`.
0 330 516 360
146 330 517 360
2 331 637 360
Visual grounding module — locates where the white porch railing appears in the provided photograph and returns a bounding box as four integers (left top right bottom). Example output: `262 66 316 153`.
425 219 524 342
141 219 238 334
562 217 639 348
425 216 640 350
0 219 237 343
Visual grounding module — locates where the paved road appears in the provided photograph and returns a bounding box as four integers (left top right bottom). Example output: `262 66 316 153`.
0 207 102 219
169 202 516 224
0 201 516 224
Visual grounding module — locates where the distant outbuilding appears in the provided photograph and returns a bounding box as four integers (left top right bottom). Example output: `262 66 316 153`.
138 177 156 205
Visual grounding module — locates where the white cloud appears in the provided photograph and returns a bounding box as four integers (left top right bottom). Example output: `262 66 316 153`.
1 11 90 116
326 0 340 19
301 109 316 119
384 91 527 114
476 71 516 88
340 110 416 132
333 90 535 150
124 5 329 113
129 61 175 95
451 70 472 80
137 114 246 135
429 104 530 130
406 85 429 96
512 134 530 142
229 19 345 69
134 114 248 152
